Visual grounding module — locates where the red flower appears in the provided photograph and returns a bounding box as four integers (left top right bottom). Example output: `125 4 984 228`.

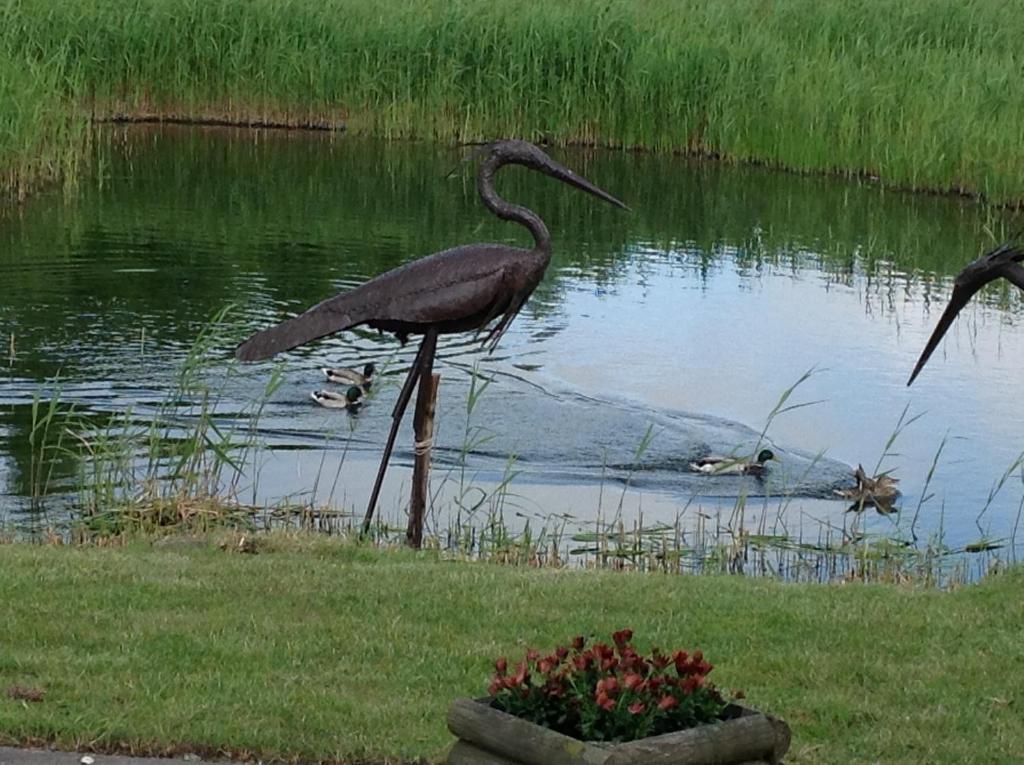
673 651 689 675
510 662 530 688
619 647 648 674
486 633 723 741
612 628 634 648
623 672 645 692
573 653 594 672
658 694 679 711
682 675 703 695
545 679 567 698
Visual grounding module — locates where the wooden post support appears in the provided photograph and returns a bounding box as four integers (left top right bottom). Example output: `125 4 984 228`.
407 371 440 548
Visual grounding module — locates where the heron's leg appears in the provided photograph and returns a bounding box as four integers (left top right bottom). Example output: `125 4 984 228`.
390 341 426 419
362 329 438 534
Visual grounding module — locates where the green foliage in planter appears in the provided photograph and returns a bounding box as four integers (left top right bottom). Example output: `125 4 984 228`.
488 629 729 742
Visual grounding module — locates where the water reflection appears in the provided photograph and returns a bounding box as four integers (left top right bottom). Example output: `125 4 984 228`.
0 126 1022 556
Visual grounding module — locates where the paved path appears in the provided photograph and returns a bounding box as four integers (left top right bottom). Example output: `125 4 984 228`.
0 749 215 765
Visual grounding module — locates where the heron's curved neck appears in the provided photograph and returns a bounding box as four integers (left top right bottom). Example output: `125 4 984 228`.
477 155 551 254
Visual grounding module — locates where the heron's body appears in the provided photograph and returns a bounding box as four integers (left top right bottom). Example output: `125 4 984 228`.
235 140 627 530
689 449 776 476
249 243 545 357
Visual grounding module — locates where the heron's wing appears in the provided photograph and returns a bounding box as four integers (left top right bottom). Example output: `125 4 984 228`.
236 289 369 361
236 248 513 361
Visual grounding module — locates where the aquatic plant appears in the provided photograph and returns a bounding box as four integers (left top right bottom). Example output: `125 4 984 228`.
14 308 1018 586
0 53 83 202
59 306 286 536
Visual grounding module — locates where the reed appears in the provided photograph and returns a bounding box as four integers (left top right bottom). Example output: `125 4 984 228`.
0 52 83 202
3 0 1024 202
26 374 1002 588
15 319 1015 587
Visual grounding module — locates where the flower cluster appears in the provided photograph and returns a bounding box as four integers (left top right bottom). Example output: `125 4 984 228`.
487 629 732 742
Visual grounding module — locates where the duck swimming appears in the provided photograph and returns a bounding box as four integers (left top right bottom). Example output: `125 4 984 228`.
689 449 777 476
322 362 375 389
311 385 365 410
834 465 899 514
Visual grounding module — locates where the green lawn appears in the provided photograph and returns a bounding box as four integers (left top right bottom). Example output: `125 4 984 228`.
0 536 1020 763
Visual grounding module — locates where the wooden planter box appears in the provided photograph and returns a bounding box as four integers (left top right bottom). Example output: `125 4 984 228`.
447 697 791 765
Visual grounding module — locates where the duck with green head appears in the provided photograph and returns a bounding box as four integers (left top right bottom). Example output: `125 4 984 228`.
311 385 365 410
689 449 777 476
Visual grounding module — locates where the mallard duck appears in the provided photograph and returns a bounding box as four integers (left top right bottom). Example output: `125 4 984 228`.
835 465 900 514
689 449 777 476
311 386 365 410
321 362 375 389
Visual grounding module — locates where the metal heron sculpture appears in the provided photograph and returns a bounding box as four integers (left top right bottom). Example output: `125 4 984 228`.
908 242 1024 385
235 139 628 531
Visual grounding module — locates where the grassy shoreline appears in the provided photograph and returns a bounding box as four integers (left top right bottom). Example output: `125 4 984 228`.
1 534 1022 764
4 0 1024 204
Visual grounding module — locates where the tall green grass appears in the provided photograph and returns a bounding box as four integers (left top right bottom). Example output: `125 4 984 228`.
0 52 82 201
3 0 1024 202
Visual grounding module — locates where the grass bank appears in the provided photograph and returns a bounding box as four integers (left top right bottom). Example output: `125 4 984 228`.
0 535 1021 763
3 0 1024 203
0 52 82 203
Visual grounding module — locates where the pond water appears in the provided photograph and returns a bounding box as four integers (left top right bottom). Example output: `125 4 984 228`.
1 126 1022 565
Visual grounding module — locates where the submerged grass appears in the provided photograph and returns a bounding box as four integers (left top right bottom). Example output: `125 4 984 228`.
3 0 1024 202
0 538 1021 763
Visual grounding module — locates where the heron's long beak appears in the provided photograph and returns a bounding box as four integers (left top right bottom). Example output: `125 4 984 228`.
535 154 630 211
906 282 980 386
907 254 1024 386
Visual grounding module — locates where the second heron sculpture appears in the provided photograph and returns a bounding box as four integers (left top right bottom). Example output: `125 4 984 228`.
236 139 628 530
